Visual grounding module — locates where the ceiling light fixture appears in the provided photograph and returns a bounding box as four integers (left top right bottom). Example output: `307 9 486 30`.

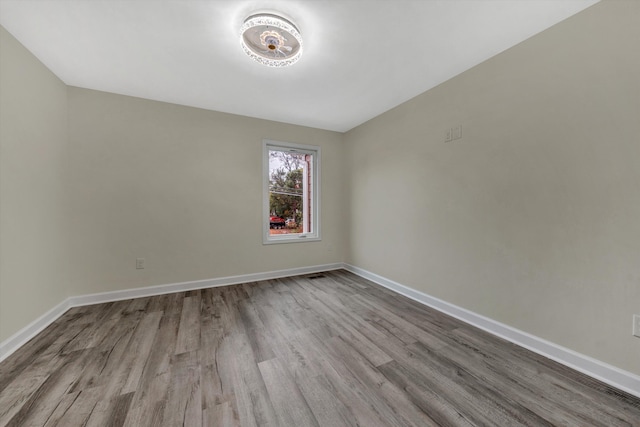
240 13 303 67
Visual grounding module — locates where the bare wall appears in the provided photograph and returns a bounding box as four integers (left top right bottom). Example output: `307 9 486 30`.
67 87 344 295
0 27 70 342
344 0 640 375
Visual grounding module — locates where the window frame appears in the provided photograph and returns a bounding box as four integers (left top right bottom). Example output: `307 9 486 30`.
262 139 321 245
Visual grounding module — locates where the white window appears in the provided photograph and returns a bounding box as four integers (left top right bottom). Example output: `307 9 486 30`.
263 139 320 244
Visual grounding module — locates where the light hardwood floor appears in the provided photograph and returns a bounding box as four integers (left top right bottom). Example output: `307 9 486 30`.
1 270 639 426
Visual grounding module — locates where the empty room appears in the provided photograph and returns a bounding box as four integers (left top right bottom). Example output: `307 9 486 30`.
1 0 639 425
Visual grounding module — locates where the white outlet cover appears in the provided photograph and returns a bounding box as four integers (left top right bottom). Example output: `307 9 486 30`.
633 315 640 338
453 125 462 140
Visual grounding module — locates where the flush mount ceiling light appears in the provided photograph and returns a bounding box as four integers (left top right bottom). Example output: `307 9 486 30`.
240 13 303 67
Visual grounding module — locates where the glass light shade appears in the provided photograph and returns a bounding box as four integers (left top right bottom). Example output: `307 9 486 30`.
240 13 303 67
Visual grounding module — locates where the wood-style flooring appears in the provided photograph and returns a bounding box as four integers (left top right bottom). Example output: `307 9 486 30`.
1 270 639 426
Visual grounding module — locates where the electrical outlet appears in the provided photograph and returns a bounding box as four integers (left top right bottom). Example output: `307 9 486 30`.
445 125 463 142
136 258 145 269
453 125 462 140
633 315 640 338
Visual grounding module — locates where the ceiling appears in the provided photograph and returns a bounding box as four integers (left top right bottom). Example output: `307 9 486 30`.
0 0 599 132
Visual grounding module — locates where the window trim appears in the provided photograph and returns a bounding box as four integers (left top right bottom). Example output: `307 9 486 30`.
262 139 321 245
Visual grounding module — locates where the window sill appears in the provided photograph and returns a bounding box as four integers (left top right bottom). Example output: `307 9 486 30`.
263 235 321 245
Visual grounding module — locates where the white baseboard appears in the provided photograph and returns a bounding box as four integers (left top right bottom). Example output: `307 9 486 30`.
0 298 73 363
344 263 640 398
3 262 639 399
0 263 342 362
68 263 343 307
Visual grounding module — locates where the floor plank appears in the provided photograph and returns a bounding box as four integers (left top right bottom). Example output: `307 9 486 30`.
1 269 639 426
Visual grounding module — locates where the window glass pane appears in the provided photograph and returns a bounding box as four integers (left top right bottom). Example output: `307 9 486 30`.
268 149 308 235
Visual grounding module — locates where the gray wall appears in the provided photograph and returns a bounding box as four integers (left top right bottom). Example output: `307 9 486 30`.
67 87 344 296
344 0 640 375
0 27 70 340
